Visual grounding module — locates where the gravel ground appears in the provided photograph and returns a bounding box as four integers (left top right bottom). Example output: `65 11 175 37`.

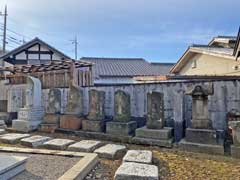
1 152 81 180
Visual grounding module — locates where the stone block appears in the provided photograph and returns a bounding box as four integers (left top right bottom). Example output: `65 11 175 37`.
94 144 126 159
135 126 173 140
60 115 82 130
231 145 240 158
132 137 173 148
0 129 6 135
106 121 137 136
39 123 59 133
185 128 225 145
179 139 224 155
43 138 75 150
43 114 60 124
68 140 102 152
12 120 42 132
82 119 106 132
0 155 28 180
114 162 159 180
0 113 10 122
0 120 7 129
21 135 52 147
0 133 30 144
123 150 152 164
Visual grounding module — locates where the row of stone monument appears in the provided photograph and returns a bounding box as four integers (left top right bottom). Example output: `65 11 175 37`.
9 76 240 156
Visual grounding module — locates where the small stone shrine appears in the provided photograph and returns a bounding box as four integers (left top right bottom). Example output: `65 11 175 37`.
133 92 173 147
179 84 225 155
59 83 83 130
229 121 240 158
40 88 61 133
12 76 44 132
106 90 137 136
82 89 107 132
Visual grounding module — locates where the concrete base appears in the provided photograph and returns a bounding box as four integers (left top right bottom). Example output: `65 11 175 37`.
179 139 224 155
106 121 137 136
39 123 59 133
60 115 82 130
185 128 225 145
231 145 240 158
12 120 41 132
82 119 107 132
0 155 28 180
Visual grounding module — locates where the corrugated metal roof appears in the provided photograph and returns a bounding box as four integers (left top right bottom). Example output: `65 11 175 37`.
81 57 174 78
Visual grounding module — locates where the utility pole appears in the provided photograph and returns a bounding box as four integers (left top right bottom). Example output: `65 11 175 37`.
1 5 7 53
74 36 78 60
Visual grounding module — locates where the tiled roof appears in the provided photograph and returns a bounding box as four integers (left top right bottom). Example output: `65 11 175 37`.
190 44 234 56
81 57 174 78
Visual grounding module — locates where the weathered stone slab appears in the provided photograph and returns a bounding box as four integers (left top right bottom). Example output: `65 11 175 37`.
94 144 126 159
21 135 52 147
179 139 224 155
0 133 30 144
0 129 6 135
132 137 173 148
82 119 107 132
114 162 158 180
106 121 137 136
68 140 102 152
135 126 173 140
0 155 28 180
147 92 164 129
185 128 225 145
114 90 131 122
231 145 240 158
123 150 152 164
60 115 82 130
43 138 75 150
12 119 42 133
87 89 105 121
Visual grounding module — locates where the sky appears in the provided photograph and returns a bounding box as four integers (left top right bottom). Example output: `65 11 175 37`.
0 0 239 62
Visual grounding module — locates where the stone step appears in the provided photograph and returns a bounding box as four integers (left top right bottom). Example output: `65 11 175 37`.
20 135 52 148
0 133 30 144
123 150 152 164
0 155 28 180
94 144 127 159
68 140 103 152
43 138 75 150
114 162 159 180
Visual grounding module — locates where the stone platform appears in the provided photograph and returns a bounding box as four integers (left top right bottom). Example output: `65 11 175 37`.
12 120 42 133
0 155 28 180
179 139 225 155
82 119 108 132
106 121 137 136
132 126 173 148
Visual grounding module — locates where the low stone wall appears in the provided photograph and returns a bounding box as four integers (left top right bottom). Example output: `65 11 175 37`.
5 79 240 141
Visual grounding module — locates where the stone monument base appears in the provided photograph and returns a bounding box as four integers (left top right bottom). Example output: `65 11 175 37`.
82 119 108 132
60 115 82 130
178 128 225 155
179 139 225 155
0 155 28 179
12 120 41 132
231 145 240 158
132 126 173 148
40 114 60 133
106 121 137 136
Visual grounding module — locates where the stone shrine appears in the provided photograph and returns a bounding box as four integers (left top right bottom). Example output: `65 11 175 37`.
229 121 240 158
59 84 83 130
40 88 61 133
133 92 173 147
106 90 137 136
82 89 107 132
12 76 44 132
179 84 225 155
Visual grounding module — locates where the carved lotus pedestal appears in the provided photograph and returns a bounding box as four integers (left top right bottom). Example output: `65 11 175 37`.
12 107 44 132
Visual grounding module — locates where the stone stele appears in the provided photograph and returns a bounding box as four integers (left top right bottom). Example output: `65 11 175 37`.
87 89 105 121
46 88 61 114
65 84 83 116
146 91 164 129
114 90 131 122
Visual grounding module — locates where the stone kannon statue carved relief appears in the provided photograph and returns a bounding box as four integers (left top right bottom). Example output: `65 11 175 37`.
47 88 61 114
